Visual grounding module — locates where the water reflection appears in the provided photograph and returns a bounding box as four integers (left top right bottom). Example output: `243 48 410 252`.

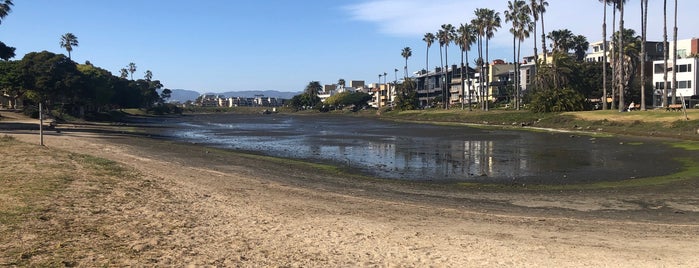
165 114 680 184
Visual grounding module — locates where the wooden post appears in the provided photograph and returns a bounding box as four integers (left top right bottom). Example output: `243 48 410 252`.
39 103 44 146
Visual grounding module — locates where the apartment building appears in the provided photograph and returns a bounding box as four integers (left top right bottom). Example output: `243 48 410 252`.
652 38 699 105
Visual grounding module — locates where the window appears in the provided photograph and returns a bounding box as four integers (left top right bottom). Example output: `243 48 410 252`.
677 64 692 73
655 82 665 89
677 80 692 89
654 63 666 74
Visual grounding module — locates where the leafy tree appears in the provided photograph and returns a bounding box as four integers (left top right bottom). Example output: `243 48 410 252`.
394 78 419 110
60 33 79 60
530 53 587 112
0 60 22 108
324 91 371 111
0 0 13 25
0 41 15 60
119 68 128 79
144 69 153 81
77 63 116 113
290 93 320 110
128 62 137 80
160 88 172 102
18 51 81 106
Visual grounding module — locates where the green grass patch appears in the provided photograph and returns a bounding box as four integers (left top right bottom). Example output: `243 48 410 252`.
458 158 699 191
666 141 699 151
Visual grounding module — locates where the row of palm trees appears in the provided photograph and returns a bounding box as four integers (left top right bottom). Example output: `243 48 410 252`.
391 0 681 112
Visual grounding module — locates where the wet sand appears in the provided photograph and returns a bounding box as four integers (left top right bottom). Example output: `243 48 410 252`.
2 111 699 266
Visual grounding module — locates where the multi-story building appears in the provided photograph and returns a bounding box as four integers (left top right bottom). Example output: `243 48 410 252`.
652 38 699 106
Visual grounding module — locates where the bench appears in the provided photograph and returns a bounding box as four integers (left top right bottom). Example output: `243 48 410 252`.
666 104 683 111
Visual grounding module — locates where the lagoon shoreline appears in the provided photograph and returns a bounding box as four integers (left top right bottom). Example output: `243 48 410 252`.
2 110 699 266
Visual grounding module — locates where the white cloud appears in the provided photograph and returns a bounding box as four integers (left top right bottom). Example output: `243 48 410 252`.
345 0 699 58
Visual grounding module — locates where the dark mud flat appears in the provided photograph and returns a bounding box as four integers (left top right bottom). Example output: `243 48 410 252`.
157 113 693 185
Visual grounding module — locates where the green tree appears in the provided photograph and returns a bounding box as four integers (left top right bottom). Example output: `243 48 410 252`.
304 81 322 95
401 47 412 78
572 35 590 62
18 51 81 108
144 70 153 81
324 91 371 111
0 60 22 108
394 78 419 110
128 62 137 80
119 68 128 79
530 54 586 112
547 29 573 53
0 41 15 60
474 8 501 111
599 0 611 110
60 33 79 60
0 0 13 25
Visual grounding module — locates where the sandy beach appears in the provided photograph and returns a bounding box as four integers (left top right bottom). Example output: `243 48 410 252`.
2 110 699 267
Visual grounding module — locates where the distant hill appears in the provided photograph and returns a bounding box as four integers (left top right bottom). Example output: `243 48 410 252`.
164 89 300 103
166 89 200 103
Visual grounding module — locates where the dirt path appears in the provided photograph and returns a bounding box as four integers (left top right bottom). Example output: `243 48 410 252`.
2 111 699 267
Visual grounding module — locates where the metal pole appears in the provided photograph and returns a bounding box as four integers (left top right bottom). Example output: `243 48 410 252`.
39 102 44 146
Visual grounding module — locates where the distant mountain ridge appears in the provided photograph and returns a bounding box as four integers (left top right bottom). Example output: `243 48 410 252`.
166 89 300 103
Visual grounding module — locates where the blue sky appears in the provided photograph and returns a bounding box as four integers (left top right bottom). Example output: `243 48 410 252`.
2 0 697 93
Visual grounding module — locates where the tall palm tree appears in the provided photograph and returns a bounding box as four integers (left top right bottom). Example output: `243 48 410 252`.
538 0 549 64
0 0 13 25
640 0 648 110
662 0 668 107
599 0 610 110
401 47 412 79
456 23 476 110
438 24 455 109
547 29 573 53
472 11 486 109
505 0 532 110
478 9 501 111
60 33 79 60
423 32 436 106
617 0 626 112
529 0 540 63
671 0 678 104
128 62 137 80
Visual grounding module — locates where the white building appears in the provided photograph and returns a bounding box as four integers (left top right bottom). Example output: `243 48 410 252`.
651 38 699 106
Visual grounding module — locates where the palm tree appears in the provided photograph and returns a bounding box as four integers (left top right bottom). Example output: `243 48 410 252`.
640 0 648 110
529 0 540 63
60 33 79 60
617 0 626 112
0 0 13 25
505 0 532 110
337 78 346 89
572 35 589 61
472 9 487 110
472 9 501 111
423 32 436 106
538 0 549 64
456 23 476 110
401 47 412 79
662 0 668 107
438 24 455 109
547 29 573 53
599 0 610 110
128 62 137 80
671 0 678 104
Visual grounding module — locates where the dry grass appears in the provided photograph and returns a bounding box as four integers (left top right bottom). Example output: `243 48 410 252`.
564 109 697 124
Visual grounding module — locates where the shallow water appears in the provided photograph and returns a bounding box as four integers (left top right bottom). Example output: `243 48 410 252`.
160 113 687 184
